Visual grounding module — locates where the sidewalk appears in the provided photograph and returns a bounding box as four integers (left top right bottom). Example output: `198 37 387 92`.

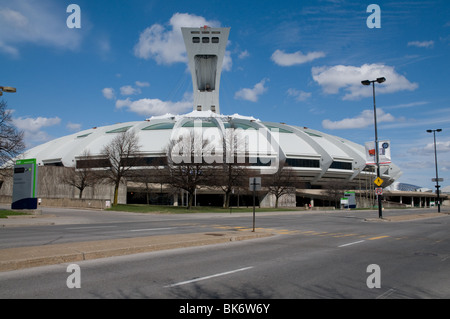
365 212 449 222
0 231 273 272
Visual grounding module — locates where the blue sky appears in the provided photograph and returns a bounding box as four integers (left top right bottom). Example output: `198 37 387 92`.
1 0 450 189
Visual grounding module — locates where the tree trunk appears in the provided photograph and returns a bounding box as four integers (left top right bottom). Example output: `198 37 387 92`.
224 190 231 209
113 183 119 205
187 191 194 209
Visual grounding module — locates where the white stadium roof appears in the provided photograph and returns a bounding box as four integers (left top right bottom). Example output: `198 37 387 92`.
20 110 402 187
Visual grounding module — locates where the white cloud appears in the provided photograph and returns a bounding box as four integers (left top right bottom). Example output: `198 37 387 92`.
238 50 250 59
12 116 61 145
234 79 268 102
133 13 232 71
409 141 450 154
102 88 115 100
135 81 150 87
271 49 325 66
408 40 434 48
0 2 83 57
115 93 192 116
120 85 141 96
13 116 61 132
67 122 82 131
322 108 397 130
134 13 219 65
287 88 311 101
222 50 232 71
312 63 418 100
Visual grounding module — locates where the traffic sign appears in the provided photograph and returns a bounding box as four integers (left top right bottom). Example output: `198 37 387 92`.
249 177 261 191
375 188 383 195
374 177 384 187
432 178 444 182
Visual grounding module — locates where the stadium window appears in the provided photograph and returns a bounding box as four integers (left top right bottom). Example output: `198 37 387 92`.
128 156 167 167
43 162 64 167
329 161 352 170
286 158 320 168
76 133 92 138
192 37 200 43
106 126 132 134
263 124 293 133
202 37 210 43
247 157 273 166
142 122 175 130
304 131 322 137
76 158 111 169
212 37 219 43
182 120 217 128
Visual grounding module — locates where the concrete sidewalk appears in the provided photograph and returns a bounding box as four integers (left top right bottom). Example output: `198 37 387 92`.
0 231 273 272
365 212 449 222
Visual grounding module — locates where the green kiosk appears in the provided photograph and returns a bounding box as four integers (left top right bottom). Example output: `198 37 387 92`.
11 158 38 210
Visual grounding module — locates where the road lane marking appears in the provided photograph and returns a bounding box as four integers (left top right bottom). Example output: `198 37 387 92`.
376 288 396 299
338 240 365 247
164 266 254 288
129 227 175 232
368 235 390 240
65 226 118 230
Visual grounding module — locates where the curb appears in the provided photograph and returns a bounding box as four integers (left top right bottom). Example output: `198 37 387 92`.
0 231 273 272
365 212 448 222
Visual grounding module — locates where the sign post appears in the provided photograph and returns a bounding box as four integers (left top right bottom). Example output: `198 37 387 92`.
249 177 261 232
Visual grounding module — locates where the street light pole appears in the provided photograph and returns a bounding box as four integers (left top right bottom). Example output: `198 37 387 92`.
426 129 442 212
362 77 386 219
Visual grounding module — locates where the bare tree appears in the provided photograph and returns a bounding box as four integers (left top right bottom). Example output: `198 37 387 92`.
0 100 25 173
219 128 251 208
322 180 350 208
266 161 297 208
164 130 215 209
101 130 141 205
61 150 98 198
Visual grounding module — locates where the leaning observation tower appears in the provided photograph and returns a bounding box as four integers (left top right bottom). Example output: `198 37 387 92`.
181 26 230 114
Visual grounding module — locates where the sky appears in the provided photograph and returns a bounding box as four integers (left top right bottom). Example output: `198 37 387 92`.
1 0 450 190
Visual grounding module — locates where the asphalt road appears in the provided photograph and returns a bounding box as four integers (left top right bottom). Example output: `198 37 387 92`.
0 206 449 300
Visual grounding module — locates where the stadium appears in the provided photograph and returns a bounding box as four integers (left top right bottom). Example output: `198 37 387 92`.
1 26 419 209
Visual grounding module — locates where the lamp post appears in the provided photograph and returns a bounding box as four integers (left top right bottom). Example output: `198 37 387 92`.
0 86 17 96
426 129 442 212
362 77 386 218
